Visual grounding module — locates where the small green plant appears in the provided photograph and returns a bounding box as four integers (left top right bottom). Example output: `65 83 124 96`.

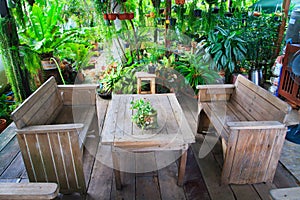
0 94 17 122
130 99 157 129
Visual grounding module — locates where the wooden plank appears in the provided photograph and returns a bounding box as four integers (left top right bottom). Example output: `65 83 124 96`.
86 146 113 200
167 94 195 144
0 182 59 200
11 77 59 122
13 84 62 129
0 152 25 179
101 97 120 144
58 84 98 105
157 153 187 200
191 141 235 200
16 124 84 133
0 123 17 152
227 121 285 129
183 148 210 200
232 83 286 122
0 136 20 176
136 175 161 200
270 187 300 200
235 75 291 114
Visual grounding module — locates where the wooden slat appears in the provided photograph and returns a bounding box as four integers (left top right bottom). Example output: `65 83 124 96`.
0 136 20 176
0 182 59 200
270 187 300 200
232 82 286 122
0 152 25 179
11 77 63 129
0 123 17 152
58 84 98 106
235 75 291 114
227 121 286 129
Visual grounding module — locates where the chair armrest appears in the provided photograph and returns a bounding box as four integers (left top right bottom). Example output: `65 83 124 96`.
16 123 84 133
226 121 286 130
197 84 235 102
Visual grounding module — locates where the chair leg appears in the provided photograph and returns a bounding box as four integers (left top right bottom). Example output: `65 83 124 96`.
177 149 188 186
112 151 122 190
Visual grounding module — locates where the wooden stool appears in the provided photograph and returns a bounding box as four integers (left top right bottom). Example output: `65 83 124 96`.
136 72 156 94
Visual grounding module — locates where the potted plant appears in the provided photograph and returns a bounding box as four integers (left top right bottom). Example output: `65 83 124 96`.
130 99 157 130
204 26 247 81
99 63 123 95
18 1 85 74
0 94 16 133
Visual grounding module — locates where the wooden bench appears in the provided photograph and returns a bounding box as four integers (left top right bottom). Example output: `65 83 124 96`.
0 182 59 199
11 77 98 194
270 187 300 200
197 74 291 184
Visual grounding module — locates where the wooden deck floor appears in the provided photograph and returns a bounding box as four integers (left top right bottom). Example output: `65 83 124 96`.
0 94 299 200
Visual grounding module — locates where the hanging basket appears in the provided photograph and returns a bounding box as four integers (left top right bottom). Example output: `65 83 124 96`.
175 0 185 5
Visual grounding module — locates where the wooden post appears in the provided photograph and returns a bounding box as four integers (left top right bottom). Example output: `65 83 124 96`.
275 0 291 56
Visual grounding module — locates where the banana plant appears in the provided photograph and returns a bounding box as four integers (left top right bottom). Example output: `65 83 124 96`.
205 26 247 73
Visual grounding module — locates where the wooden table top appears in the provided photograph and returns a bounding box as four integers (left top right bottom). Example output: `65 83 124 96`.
101 94 195 151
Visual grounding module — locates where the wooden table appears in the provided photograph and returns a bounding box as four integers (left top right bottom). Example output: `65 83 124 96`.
101 94 195 189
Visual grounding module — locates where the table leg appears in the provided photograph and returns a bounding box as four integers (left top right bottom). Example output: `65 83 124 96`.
177 149 187 186
151 78 155 94
112 151 122 190
137 78 141 94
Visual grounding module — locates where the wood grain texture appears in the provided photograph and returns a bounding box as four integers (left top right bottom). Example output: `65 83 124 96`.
11 77 98 195
0 182 59 200
197 75 291 185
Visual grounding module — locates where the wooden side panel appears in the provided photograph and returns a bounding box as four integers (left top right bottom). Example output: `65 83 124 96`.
221 127 287 184
11 77 63 129
16 131 86 194
58 84 98 106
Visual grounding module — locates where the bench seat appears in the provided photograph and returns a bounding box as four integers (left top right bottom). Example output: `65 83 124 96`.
197 75 291 184
11 77 98 194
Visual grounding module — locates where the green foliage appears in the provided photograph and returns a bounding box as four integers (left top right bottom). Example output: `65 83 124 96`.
205 26 247 73
130 98 157 129
56 43 96 72
174 52 220 91
0 94 17 121
241 13 281 67
100 64 123 92
18 1 84 59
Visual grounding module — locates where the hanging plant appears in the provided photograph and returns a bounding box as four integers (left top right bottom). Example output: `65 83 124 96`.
175 0 185 5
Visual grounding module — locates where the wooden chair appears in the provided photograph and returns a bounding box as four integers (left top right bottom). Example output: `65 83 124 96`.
197 75 291 184
11 77 98 194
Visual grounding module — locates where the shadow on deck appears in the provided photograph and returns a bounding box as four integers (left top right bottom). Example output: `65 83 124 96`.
0 94 299 200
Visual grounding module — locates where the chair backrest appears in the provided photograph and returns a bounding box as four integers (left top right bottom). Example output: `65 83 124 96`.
230 75 291 122
11 77 63 129
17 130 86 194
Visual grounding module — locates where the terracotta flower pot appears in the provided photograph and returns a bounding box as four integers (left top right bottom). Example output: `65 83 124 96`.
103 13 109 20
117 13 127 20
0 119 7 133
127 12 134 20
175 0 185 5
107 13 117 20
